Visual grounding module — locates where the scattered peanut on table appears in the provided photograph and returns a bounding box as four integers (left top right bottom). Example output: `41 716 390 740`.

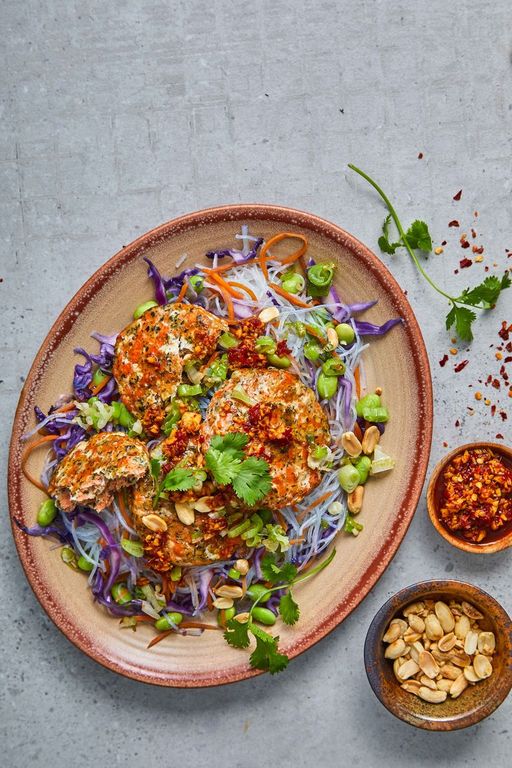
383 598 495 703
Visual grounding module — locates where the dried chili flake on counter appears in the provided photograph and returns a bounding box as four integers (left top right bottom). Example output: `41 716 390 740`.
439 448 512 542
454 360 469 373
453 189 463 201
459 258 472 269
449 220 460 228
439 354 449 367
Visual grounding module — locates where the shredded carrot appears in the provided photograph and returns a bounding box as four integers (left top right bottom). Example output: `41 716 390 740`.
135 615 155 623
147 631 172 648
269 283 315 308
89 375 112 397
136 577 150 586
241 574 247 598
305 324 327 345
258 232 308 279
53 401 77 414
180 621 222 631
227 280 257 301
203 350 218 370
203 269 244 299
353 421 363 442
218 609 227 628
160 574 171 601
116 492 133 529
21 434 57 492
354 365 361 399
274 510 287 531
302 491 334 514
176 280 189 302
288 537 305 545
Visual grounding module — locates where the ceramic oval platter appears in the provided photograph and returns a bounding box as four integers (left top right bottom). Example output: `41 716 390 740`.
8 204 433 686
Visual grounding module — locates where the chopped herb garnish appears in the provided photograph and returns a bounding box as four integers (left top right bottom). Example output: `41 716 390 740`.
349 164 511 341
224 549 336 673
205 432 272 506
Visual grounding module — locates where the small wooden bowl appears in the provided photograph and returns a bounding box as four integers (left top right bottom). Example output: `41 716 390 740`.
427 442 512 554
364 580 512 730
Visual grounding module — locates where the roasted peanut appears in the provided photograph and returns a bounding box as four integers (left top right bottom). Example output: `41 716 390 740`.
361 425 380 455
341 431 362 457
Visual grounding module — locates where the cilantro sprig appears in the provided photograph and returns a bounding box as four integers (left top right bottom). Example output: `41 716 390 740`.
349 164 511 341
223 548 335 673
205 433 272 506
151 459 205 508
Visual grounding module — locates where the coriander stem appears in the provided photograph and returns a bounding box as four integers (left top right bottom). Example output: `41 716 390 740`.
248 548 336 616
348 164 454 304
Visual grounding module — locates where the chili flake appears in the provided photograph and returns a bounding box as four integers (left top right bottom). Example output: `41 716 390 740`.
439 448 512 543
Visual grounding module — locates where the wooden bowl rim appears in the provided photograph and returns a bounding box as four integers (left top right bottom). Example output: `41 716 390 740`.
364 579 512 730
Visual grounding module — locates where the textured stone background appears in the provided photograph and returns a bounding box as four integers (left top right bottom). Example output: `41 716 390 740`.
1 1 511 765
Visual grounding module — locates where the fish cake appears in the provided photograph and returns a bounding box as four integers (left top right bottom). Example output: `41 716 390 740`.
48 431 150 512
201 368 330 509
113 303 227 433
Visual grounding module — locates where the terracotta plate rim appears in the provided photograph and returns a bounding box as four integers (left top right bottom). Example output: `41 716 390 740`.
8 203 433 687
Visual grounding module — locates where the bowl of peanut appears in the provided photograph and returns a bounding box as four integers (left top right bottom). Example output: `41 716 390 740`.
364 580 512 730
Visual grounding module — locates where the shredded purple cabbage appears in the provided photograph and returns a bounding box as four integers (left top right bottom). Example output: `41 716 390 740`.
14 517 73 544
347 299 378 314
143 256 167 305
206 237 263 264
354 318 403 336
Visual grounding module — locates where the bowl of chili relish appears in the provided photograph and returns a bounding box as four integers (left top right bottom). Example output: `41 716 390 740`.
427 443 512 553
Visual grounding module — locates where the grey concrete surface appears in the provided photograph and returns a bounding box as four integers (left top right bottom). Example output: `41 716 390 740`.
1 0 511 766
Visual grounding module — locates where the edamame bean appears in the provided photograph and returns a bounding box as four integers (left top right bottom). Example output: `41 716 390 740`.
321 357 346 377
189 275 204 293
77 555 94 572
361 406 389 423
228 567 241 580
355 393 381 417
280 272 305 294
155 612 183 631
246 584 271 603
251 607 277 626
338 464 360 493
353 455 372 484
304 340 322 362
37 498 57 527
266 353 291 369
111 583 132 605
317 371 338 399
335 323 356 345
133 300 158 320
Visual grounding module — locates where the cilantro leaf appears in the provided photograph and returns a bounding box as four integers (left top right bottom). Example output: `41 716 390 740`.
223 618 250 649
249 627 289 674
210 432 248 458
458 273 511 309
150 457 162 480
405 220 432 252
231 457 272 506
161 467 197 492
279 591 300 625
205 447 242 485
446 305 477 342
261 553 298 585
378 215 402 254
